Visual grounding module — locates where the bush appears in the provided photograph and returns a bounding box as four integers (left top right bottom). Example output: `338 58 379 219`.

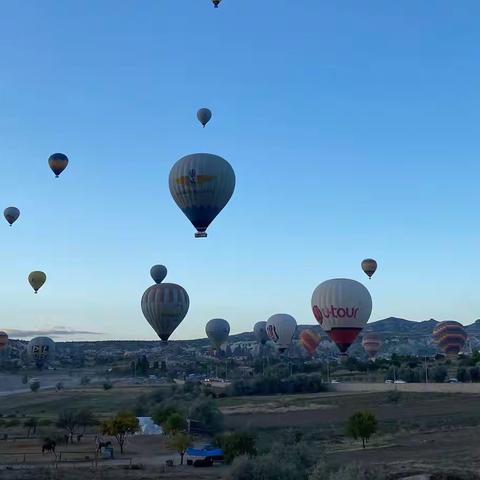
102 381 113 390
30 381 40 392
386 390 401 404
80 376 90 386
215 432 256 463
309 462 385 480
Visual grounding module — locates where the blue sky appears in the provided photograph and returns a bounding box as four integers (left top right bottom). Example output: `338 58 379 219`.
0 1 479 341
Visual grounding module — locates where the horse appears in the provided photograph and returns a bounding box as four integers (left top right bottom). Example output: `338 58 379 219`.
42 439 56 454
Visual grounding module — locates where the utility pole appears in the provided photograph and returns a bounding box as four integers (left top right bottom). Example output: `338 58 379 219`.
424 355 428 383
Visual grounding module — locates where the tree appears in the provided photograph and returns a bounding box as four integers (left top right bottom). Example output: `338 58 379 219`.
152 405 183 426
163 413 187 435
167 432 192 465
215 432 256 463
24 417 38 437
103 381 113 390
346 411 377 448
56 411 77 441
76 409 97 433
431 366 447 383
188 398 224 433
101 411 139 454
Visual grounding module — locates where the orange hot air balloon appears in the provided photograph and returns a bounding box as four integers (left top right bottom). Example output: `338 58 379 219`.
300 329 321 356
432 321 467 357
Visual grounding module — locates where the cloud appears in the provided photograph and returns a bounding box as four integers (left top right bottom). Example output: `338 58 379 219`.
3 326 102 339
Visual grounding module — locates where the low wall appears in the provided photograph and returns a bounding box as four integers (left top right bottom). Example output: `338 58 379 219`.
329 382 480 394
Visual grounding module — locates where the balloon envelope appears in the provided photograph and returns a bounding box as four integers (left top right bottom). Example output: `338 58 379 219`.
266 314 297 353
362 332 381 360
197 108 212 127
28 271 46 293
361 259 377 279
48 153 69 178
0 331 8 350
432 321 467 357
300 329 321 356
4 207 20 226
150 265 167 284
253 321 269 345
28 336 55 368
311 278 372 354
206 318 230 349
169 153 235 237
141 283 189 342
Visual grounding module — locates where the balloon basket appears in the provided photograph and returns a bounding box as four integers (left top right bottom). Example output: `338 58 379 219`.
195 232 207 238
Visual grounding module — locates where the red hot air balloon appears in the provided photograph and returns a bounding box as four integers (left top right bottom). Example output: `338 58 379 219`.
362 332 381 360
432 321 467 358
300 329 321 356
311 278 372 355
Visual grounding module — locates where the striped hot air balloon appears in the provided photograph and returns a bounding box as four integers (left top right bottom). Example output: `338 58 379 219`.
311 278 372 355
141 283 189 343
362 332 381 360
432 321 467 357
300 329 321 356
0 331 8 350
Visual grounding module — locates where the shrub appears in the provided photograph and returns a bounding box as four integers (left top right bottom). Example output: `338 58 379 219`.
30 381 40 392
102 381 113 390
188 398 223 433
215 432 256 463
386 390 401 404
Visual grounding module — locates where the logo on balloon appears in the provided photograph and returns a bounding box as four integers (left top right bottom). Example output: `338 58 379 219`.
175 169 216 186
266 325 279 342
312 305 359 322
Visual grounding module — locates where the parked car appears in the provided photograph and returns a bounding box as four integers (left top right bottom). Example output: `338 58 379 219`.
447 378 460 383
394 380 407 384
384 379 393 384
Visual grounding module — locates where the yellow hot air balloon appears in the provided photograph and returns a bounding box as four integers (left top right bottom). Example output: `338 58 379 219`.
361 259 377 279
28 271 46 294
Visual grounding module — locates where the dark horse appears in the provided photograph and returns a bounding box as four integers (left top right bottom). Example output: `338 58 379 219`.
42 439 56 454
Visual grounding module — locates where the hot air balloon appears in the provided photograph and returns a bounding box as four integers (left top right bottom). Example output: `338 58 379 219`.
266 314 297 353
0 331 8 350
150 265 167 284
48 153 69 178
212 0 222 7
300 329 321 356
141 283 189 342
169 153 235 238
28 336 55 369
361 259 377 279
206 318 230 350
28 271 46 294
4 207 20 226
311 278 372 355
362 332 381 360
432 321 467 357
197 108 212 128
254 321 269 345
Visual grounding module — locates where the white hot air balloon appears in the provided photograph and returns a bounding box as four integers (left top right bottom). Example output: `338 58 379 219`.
266 314 297 353
311 278 372 355
28 336 55 369
206 318 230 350
141 283 189 342
169 153 235 238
